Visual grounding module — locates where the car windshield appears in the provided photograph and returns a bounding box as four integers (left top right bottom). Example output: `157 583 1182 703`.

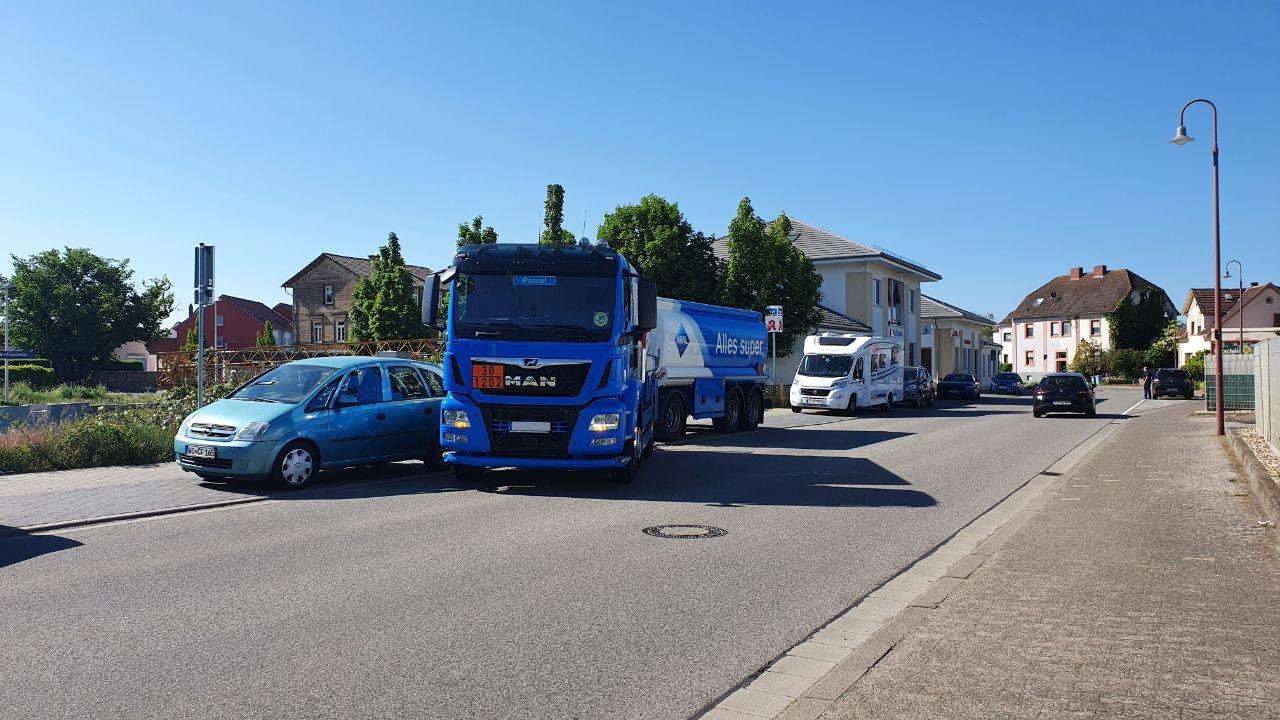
452 271 615 342
1156 369 1188 379
994 373 1021 381
943 374 974 382
798 354 853 378
1040 375 1086 391
231 364 341 404
904 367 919 380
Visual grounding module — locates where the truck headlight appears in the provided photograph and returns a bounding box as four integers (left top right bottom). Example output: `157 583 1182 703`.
589 413 621 432
236 421 270 441
831 379 849 390
443 410 471 429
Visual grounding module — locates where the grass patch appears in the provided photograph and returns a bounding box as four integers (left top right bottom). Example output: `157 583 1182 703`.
1 381 156 407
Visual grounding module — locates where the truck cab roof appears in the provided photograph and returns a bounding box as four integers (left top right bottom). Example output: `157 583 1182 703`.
454 243 622 276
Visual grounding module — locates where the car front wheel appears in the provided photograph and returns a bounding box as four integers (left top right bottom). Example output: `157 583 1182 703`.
272 442 317 490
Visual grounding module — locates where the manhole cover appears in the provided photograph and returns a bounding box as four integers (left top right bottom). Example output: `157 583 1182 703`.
642 524 728 539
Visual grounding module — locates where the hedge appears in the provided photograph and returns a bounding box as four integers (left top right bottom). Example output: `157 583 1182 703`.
2 364 56 389
96 358 145 371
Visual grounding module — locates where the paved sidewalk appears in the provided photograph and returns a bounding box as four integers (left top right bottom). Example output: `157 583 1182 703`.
817 404 1280 718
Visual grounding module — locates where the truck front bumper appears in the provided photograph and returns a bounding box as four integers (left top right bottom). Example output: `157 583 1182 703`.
445 452 629 470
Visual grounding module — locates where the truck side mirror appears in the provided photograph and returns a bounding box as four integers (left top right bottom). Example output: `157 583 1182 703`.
636 278 657 332
421 273 441 329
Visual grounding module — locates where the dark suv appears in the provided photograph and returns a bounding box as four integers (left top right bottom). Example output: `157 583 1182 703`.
901 366 935 407
1152 368 1194 399
1032 372 1096 418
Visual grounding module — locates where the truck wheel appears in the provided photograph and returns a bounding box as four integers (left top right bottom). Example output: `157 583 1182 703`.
453 464 487 485
611 440 639 483
713 390 742 433
739 389 763 431
656 392 687 442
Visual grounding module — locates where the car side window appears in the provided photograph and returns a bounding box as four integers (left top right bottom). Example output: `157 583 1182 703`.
419 367 444 397
307 377 342 412
389 365 428 400
853 358 864 381
340 366 384 405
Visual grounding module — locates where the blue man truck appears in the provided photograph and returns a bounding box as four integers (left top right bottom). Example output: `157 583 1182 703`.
422 242 769 483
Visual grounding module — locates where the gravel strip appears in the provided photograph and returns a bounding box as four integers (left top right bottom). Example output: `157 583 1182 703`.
1240 427 1280 487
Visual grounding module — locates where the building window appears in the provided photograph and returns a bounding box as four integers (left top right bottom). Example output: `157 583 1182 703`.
1050 323 1059 337
312 321 323 344
1002 331 1012 342
1090 319 1102 337
335 319 347 343
1024 324 1033 338
1062 321 1071 337
324 285 334 305
215 314 224 327
1025 350 1035 366
872 279 882 307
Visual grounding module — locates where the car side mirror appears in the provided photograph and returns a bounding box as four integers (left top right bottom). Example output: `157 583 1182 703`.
336 391 359 407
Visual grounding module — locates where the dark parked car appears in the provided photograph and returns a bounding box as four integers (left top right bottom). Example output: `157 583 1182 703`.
1152 368 1194 399
1032 372 1096 418
900 366 935 407
989 371 1025 395
937 373 980 400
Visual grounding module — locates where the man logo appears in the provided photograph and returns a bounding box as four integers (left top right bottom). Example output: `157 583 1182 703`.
522 358 539 368
505 375 557 388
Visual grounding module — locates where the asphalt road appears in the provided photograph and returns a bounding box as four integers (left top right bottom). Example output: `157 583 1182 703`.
0 389 1142 720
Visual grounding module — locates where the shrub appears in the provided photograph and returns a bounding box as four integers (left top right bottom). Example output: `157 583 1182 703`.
3 364 56 389
94 358 145 371
1184 350 1206 382
1108 348 1144 380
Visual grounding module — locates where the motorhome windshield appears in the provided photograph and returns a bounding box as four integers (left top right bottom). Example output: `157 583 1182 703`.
798 354 854 378
452 272 616 342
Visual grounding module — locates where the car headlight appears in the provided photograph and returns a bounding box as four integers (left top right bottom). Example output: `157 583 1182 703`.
443 409 471 429
236 421 270 441
831 378 849 390
589 413 621 432
178 415 193 437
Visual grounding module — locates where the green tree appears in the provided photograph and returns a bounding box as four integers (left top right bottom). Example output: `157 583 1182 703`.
256 320 276 347
9 248 173 381
596 194 723 304
1108 348 1144 380
1069 340 1105 377
457 215 498 247
1184 350 1207 381
181 326 199 352
1142 319 1182 367
539 183 576 245
1107 289 1170 351
723 200 822 357
348 233 428 341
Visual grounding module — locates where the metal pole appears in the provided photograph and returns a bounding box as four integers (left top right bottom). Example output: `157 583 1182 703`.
3 287 9 405
197 248 206 409
1239 274 1244 355
771 332 776 384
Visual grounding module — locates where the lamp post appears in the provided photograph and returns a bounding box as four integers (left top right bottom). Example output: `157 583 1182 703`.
1224 259 1243 356
1170 99 1224 435
1 276 11 405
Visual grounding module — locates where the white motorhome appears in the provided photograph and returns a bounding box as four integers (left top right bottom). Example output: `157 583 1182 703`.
789 334 904 413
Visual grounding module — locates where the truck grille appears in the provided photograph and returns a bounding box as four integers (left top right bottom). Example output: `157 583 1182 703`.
800 388 831 397
480 405 581 458
472 361 592 397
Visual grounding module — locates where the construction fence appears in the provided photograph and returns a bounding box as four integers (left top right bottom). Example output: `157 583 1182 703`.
156 339 443 389
1205 352 1255 411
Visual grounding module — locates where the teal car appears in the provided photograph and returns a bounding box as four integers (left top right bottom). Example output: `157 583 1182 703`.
174 356 445 488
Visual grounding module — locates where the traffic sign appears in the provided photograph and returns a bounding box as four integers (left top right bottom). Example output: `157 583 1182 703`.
765 305 783 334
0 349 37 360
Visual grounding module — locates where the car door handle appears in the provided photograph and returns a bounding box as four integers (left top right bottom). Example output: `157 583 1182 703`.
376 413 387 421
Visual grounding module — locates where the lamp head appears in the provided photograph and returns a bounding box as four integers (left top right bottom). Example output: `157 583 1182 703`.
1169 125 1194 145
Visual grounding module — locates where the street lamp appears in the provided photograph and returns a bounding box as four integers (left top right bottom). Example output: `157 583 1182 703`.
1224 259 1244 355
1 276 12 405
1170 98 1224 435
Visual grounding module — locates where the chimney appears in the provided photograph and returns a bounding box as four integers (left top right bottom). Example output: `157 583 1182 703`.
1069 267 1084 280
1250 281 1259 287
1092 264 1107 278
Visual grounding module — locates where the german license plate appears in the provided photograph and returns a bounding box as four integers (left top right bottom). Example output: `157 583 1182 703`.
1052 401 1071 406
510 421 551 434
801 397 825 406
187 444 217 459
472 363 504 390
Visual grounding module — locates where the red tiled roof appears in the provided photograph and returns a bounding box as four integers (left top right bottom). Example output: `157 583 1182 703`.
999 268 1173 325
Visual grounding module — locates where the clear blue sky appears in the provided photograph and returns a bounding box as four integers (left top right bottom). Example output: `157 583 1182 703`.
2 1 1277 324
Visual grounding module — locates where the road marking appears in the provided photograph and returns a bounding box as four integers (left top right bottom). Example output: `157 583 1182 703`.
1123 399 1145 415
694 408 1129 720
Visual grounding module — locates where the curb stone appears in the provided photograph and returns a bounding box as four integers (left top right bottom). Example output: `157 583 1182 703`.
1226 428 1280 524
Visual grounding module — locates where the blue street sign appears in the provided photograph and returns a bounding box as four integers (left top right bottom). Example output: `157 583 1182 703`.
0 350 38 360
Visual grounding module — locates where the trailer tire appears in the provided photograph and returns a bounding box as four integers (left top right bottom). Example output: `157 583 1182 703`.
713 389 742 433
740 389 763 431
656 391 687 442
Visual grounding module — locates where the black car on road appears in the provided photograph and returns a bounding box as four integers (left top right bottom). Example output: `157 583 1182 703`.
1151 368 1194 399
1032 372 1096 418
937 373 980 400
900 366 935 407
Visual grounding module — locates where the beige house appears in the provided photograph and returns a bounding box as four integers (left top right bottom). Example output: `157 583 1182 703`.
282 254 432 345
920 295 1000 386
713 218 941 383
995 265 1175 381
1179 282 1280 364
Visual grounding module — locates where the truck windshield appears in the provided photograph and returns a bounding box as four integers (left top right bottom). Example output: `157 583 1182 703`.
798 354 853 378
452 272 615 342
